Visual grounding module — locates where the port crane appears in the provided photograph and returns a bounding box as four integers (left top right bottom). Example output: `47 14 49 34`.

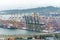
8 14 19 28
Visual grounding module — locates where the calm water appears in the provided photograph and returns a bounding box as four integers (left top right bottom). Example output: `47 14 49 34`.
0 28 39 35
0 28 59 40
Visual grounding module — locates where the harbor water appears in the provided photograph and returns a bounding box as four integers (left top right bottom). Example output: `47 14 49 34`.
0 28 60 40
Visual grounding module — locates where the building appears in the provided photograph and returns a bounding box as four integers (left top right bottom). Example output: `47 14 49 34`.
23 12 45 32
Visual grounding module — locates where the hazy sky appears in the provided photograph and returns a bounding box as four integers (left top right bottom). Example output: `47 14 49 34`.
0 0 60 10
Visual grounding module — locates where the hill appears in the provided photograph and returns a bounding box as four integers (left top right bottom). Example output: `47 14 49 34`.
0 6 60 14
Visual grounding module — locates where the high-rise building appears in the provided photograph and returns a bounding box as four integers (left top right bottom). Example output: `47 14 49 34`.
23 12 45 32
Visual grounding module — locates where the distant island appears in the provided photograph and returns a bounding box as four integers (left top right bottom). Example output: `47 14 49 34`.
0 6 60 14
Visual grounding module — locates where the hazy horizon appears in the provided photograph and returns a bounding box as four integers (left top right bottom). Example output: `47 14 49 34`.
0 0 60 10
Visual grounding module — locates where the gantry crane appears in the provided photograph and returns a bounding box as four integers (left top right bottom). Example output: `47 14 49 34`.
8 13 19 28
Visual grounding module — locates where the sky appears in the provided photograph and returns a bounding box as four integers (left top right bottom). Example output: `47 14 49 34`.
0 0 60 10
